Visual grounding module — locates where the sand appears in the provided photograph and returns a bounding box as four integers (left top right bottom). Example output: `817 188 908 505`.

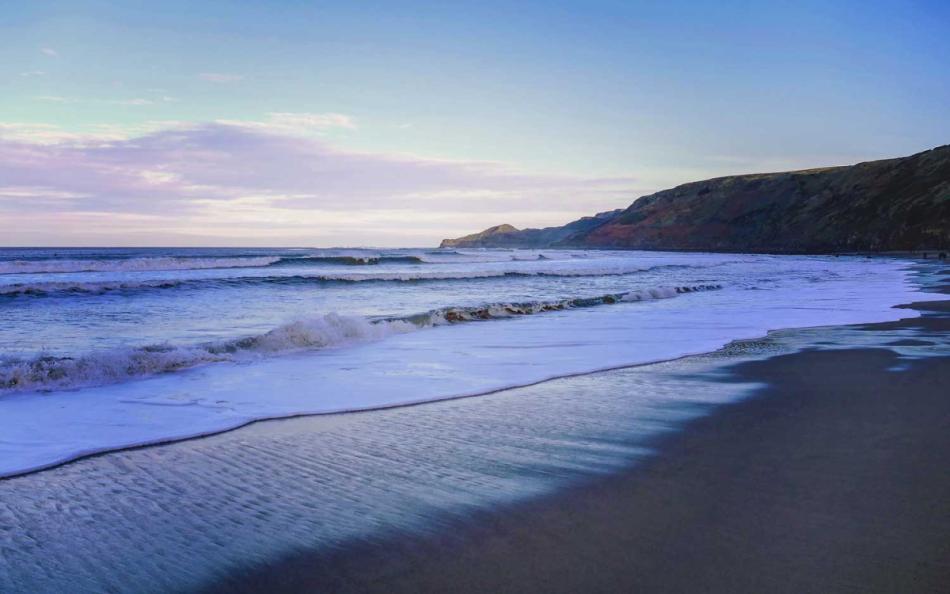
204 299 950 593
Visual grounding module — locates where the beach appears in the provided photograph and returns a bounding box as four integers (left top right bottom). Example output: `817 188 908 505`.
2 249 921 480
0 262 945 592
203 289 950 593
5 3 947 591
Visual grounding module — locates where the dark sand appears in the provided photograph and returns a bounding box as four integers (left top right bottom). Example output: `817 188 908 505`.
206 299 950 593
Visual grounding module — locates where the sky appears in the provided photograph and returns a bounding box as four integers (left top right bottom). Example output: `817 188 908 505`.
1 0 948 247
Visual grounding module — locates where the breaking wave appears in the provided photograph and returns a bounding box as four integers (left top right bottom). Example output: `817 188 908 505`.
0 254 432 275
0 256 283 275
397 284 720 324
1 279 190 297
268 255 427 266
0 251 638 276
0 265 702 297
0 284 720 394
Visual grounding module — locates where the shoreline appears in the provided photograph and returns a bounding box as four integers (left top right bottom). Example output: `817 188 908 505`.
0 308 932 482
0 351 709 481
200 285 950 592
2 256 928 481
0 263 946 593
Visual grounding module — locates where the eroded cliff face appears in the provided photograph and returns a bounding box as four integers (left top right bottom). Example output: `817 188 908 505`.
440 145 950 253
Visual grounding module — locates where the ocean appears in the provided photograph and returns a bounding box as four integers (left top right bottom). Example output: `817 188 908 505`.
0 247 925 478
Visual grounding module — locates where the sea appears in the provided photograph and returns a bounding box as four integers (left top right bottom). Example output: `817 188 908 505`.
1 246 946 592
0 246 927 478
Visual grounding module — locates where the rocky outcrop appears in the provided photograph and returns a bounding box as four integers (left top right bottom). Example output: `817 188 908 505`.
440 145 950 253
439 210 622 248
439 224 521 248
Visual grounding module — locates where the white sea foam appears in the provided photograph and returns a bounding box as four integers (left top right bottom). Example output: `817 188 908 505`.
619 286 693 301
0 314 414 393
0 286 716 393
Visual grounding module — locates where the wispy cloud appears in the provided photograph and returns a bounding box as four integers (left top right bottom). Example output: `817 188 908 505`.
110 98 155 106
0 121 184 145
19 70 46 77
0 123 81 143
0 120 637 245
40 47 58 57
108 96 178 106
0 186 90 202
31 95 179 107
198 72 244 83
217 112 357 134
266 112 356 130
33 95 73 103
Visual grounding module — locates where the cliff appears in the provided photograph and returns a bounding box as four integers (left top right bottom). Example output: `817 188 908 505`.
440 211 621 248
440 145 950 253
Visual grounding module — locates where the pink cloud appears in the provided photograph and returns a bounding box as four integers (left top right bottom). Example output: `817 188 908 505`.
0 121 638 244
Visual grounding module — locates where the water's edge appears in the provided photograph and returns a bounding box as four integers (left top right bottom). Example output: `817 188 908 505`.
2 261 944 481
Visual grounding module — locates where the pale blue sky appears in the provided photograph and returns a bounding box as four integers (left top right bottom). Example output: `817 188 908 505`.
1 0 948 245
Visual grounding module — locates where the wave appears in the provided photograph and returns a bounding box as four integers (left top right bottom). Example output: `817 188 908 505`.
0 315 417 396
0 284 720 394
1 279 187 297
0 265 702 297
398 284 720 325
0 256 282 275
268 255 426 266
0 251 665 276
0 254 431 275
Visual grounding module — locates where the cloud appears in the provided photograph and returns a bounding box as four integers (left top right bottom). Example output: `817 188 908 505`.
198 72 244 83
34 95 72 103
0 120 638 245
41 47 58 57
217 112 357 135
19 70 45 77
0 121 186 145
0 186 89 200
31 95 179 108
107 96 179 106
265 112 356 130
110 98 155 106
0 123 94 144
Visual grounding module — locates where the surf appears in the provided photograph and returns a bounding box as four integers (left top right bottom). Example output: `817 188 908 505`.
0 285 720 394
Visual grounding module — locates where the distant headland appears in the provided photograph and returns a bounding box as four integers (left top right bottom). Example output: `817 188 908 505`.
441 145 950 254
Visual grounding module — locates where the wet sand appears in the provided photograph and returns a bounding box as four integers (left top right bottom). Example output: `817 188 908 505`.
205 298 950 593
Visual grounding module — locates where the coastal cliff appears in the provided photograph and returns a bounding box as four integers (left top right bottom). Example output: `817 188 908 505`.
441 145 950 253
440 211 622 248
